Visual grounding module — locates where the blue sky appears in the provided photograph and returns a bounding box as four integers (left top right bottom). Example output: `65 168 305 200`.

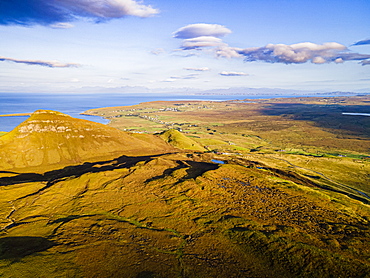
0 0 369 93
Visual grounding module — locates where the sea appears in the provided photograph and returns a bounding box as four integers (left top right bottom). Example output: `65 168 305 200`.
0 92 362 132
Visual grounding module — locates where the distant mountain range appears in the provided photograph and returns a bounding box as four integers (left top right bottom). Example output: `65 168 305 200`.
2 84 369 95
75 86 368 96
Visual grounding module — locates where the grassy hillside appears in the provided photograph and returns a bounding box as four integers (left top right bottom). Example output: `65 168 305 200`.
0 152 369 277
159 129 206 151
0 110 175 172
86 96 370 202
0 104 369 277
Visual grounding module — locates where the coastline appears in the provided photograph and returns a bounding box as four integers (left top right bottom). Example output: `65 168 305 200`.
0 113 32 117
1 93 369 132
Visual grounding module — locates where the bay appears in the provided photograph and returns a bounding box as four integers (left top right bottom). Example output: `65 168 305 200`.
0 92 355 132
0 92 266 131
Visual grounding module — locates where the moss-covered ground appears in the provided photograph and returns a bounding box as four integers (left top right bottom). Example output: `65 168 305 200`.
0 96 369 277
86 96 370 201
1 152 370 277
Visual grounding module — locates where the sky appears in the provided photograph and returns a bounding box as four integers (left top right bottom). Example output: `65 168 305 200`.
0 0 369 94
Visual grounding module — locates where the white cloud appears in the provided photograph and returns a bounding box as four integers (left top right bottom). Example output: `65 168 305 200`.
0 0 159 27
160 74 200 83
181 36 226 50
60 0 159 19
50 22 74 29
312 56 326 64
173 23 232 39
184 67 210 71
215 46 243 58
173 24 370 65
0 56 81 68
151 48 165 55
162 78 176 83
238 42 370 64
169 74 199 80
219 71 248 76
173 23 239 58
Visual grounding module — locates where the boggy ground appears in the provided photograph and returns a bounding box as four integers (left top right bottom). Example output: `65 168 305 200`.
85 95 370 202
0 152 369 277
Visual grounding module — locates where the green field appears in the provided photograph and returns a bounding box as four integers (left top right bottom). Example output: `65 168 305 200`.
86 96 370 202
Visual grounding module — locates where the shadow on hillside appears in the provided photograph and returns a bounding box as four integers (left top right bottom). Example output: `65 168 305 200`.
0 154 168 189
0 236 55 260
145 160 219 184
136 271 156 278
184 161 219 179
261 103 370 138
0 154 221 201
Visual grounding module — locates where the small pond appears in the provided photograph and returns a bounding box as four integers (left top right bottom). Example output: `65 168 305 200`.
212 159 225 164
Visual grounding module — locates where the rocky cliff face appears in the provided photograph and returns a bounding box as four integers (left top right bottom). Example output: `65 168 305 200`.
0 110 174 171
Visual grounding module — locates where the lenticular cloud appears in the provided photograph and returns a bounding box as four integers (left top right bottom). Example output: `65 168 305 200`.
0 0 159 26
174 23 233 52
173 23 232 39
180 36 226 50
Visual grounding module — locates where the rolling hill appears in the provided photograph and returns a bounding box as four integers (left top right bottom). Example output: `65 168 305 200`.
0 109 369 277
159 129 206 151
0 110 174 172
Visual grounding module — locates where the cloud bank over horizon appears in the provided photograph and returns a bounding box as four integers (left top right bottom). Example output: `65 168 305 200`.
0 56 80 68
174 23 370 65
0 0 159 27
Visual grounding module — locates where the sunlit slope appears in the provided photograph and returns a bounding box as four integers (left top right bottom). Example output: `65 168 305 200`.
0 110 174 171
159 129 206 151
0 107 369 277
0 153 369 277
